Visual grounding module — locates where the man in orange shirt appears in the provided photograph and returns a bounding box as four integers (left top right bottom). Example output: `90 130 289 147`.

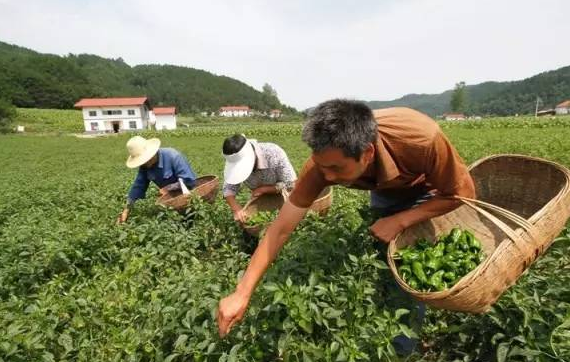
217 99 476 354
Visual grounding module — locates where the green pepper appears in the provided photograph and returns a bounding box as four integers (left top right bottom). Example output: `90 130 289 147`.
435 241 445 255
469 236 482 251
443 271 456 282
450 250 466 261
425 257 442 272
401 249 421 265
425 248 438 260
449 228 462 243
398 265 412 279
444 260 459 271
412 261 428 284
465 260 477 271
476 253 486 263
407 277 419 290
455 230 471 250
445 242 456 253
428 270 446 291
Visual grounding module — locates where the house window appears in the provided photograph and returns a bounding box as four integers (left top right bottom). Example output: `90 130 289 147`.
88 110 97 117
90 122 98 131
103 110 122 115
128 110 135 115
129 121 137 129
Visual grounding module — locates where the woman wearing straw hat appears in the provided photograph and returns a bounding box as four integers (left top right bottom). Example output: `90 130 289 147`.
117 136 197 223
222 134 297 224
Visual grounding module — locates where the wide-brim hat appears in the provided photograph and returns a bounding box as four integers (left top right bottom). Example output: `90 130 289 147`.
223 139 256 184
125 136 161 168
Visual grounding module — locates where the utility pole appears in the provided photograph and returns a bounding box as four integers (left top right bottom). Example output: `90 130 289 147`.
534 96 542 118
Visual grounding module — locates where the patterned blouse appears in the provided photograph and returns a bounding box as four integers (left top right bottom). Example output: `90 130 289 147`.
222 141 297 197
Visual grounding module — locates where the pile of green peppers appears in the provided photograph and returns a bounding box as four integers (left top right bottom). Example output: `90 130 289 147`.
395 228 486 292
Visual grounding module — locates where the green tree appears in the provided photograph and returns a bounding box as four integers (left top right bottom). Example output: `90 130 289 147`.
0 98 16 133
450 81 467 113
262 83 278 98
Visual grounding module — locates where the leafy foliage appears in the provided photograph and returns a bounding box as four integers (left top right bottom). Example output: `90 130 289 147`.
0 41 296 113
0 120 569 361
366 65 570 116
0 98 16 133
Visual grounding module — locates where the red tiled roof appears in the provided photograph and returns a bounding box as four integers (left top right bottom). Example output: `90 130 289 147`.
153 107 176 115
270 109 282 113
556 100 570 108
74 97 148 108
220 106 250 111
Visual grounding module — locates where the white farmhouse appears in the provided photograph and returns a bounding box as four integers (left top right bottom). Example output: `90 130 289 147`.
555 100 570 115
74 97 151 133
442 113 466 121
219 106 251 117
269 109 282 118
151 107 177 130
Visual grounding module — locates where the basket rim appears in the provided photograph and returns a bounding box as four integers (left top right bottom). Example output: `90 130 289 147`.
468 153 570 224
156 174 219 207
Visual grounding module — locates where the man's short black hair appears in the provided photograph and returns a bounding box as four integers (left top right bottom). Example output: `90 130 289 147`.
302 99 377 160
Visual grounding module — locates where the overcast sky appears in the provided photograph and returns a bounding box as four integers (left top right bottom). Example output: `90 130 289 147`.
0 0 567 110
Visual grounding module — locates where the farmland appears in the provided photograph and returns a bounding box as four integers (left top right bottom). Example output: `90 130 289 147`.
0 116 570 361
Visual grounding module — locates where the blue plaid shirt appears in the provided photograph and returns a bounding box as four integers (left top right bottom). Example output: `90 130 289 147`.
127 148 196 204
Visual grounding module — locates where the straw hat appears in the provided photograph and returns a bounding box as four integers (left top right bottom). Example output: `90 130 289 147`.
125 136 161 168
223 137 256 184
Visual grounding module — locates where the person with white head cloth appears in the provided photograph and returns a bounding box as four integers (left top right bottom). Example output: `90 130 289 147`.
222 134 297 223
117 136 197 223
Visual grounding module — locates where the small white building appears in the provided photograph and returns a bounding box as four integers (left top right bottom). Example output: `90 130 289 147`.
151 107 177 130
269 109 282 118
219 106 251 117
555 100 570 115
74 97 151 133
443 113 466 121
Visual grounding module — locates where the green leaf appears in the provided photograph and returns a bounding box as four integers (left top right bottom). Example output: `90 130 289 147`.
164 354 179 362
330 341 339 353
174 334 188 351
298 319 313 334
57 333 73 352
395 308 410 321
496 342 510 362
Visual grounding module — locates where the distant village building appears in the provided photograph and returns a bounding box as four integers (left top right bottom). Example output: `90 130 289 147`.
74 97 151 133
555 100 570 115
219 106 251 117
443 113 466 121
151 107 177 130
269 109 282 118
537 109 556 117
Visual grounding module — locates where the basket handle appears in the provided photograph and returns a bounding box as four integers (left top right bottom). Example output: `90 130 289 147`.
455 196 538 247
179 178 190 195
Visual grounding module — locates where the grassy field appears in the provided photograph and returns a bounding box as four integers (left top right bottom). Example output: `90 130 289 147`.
0 118 569 361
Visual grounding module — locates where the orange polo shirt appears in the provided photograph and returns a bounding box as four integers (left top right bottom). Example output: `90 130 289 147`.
289 107 475 209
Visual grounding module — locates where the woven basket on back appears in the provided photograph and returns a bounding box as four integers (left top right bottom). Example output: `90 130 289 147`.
243 186 333 236
387 154 570 313
156 175 219 211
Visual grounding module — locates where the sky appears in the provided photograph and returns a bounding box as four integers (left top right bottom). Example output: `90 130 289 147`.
0 0 568 110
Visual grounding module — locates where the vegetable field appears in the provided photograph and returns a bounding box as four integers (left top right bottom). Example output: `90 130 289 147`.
1 118 570 362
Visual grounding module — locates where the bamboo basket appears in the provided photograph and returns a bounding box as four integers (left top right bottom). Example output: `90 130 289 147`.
387 154 570 313
156 175 219 211
243 186 333 236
